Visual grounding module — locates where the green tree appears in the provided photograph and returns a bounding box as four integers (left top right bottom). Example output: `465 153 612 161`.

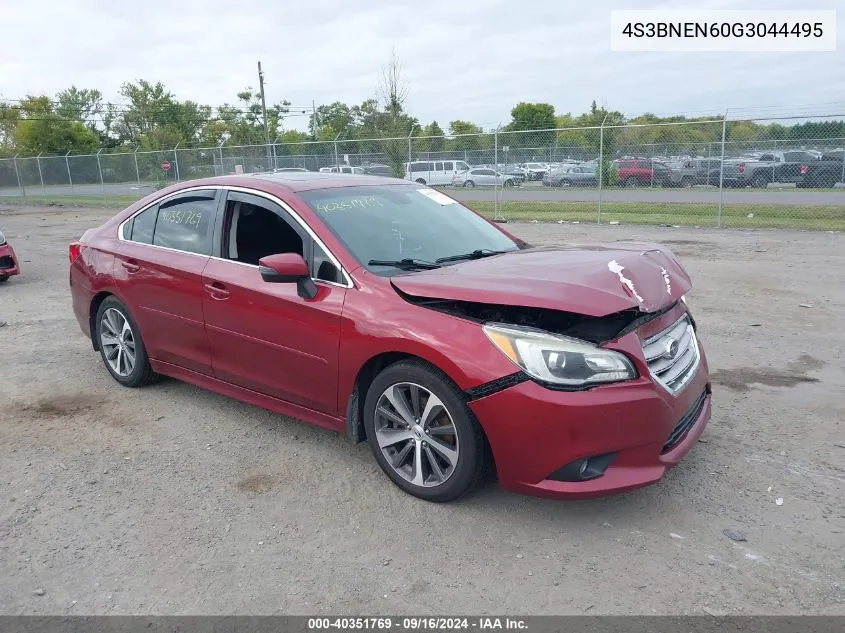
414 121 445 153
505 102 556 148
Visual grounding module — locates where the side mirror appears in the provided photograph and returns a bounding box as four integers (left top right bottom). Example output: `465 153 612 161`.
258 253 317 300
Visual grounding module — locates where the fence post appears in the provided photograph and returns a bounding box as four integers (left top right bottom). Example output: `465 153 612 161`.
13 154 25 200
408 129 413 165
217 139 227 176
493 125 501 221
598 114 609 224
717 111 728 228
841 150 845 185
133 146 140 185
65 151 73 192
333 132 341 168
96 149 105 196
36 153 45 194
173 142 181 182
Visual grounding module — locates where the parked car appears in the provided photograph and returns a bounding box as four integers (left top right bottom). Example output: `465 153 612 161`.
665 158 721 188
616 159 671 187
405 160 472 186
68 172 711 502
359 164 393 177
0 227 20 283
716 151 823 188
542 165 597 187
274 167 309 173
519 162 549 181
798 151 844 188
452 168 522 187
319 165 365 174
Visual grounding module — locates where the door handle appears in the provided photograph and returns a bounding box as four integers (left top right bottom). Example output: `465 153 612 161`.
203 281 231 300
121 260 140 273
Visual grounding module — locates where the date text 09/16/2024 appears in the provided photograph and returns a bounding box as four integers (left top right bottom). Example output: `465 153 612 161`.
307 617 528 631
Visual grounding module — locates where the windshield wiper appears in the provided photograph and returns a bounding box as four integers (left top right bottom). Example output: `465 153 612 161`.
367 258 442 270
435 249 510 264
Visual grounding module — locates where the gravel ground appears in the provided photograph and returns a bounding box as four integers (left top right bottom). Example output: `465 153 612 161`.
0 205 843 615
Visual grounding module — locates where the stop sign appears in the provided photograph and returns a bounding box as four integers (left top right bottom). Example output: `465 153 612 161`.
161 159 171 172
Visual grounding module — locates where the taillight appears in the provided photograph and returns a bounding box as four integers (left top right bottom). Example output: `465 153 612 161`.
69 242 83 264
738 163 745 173
800 165 809 174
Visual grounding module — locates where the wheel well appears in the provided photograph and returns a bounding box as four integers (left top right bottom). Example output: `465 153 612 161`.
89 291 113 351
346 352 414 443
344 352 499 482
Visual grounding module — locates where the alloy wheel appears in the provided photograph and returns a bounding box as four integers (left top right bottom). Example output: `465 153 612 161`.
373 382 459 487
100 307 136 377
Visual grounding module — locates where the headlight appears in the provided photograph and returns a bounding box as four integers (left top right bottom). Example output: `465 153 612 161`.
0 230 5 245
483 323 637 388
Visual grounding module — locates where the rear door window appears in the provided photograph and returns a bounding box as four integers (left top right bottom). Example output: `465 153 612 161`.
151 193 218 255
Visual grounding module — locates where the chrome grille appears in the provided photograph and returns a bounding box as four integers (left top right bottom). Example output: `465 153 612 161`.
641 314 700 394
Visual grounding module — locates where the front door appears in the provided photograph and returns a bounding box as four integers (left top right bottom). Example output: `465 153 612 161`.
201 190 347 414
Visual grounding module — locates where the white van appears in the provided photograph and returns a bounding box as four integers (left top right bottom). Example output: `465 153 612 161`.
405 160 471 186
319 165 365 174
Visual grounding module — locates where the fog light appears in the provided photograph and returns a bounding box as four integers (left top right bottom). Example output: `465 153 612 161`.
548 452 618 482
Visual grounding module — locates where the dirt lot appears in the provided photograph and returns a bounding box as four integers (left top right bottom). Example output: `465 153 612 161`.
0 205 843 615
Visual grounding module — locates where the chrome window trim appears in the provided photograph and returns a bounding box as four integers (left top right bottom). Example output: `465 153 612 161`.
117 184 354 289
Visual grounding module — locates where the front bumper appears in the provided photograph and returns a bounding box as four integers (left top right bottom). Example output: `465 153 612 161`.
469 335 711 500
0 243 20 278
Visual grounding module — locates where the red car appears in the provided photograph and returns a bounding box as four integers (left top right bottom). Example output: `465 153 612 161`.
0 227 21 282
69 173 711 502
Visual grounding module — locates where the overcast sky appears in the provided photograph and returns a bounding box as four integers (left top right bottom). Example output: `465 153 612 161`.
3 0 843 130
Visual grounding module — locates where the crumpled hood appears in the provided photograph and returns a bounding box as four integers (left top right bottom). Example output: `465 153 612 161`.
391 242 692 317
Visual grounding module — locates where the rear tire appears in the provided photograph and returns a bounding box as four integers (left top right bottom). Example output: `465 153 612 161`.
464 180 475 188
681 177 693 188
751 173 769 188
503 179 514 188
363 360 486 502
624 177 638 188
561 179 572 187
95 296 158 388
415 178 426 185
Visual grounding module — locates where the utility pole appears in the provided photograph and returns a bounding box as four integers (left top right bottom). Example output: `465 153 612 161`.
258 61 271 167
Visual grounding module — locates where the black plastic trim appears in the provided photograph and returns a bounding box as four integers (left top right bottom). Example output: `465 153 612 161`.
465 372 530 400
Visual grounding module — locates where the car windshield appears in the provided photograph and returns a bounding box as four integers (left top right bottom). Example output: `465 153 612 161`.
299 185 520 275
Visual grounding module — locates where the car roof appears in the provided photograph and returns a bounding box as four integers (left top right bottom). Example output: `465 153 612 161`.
180 171 411 193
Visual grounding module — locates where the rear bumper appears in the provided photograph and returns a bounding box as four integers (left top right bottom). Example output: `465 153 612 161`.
0 243 20 278
469 346 711 500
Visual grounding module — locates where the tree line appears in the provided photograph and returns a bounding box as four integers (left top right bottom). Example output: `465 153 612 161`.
3 60 844 162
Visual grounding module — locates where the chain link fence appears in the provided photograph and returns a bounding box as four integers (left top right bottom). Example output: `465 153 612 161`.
2 115 844 230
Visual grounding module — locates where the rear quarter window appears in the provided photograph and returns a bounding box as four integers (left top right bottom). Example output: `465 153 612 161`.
129 205 158 244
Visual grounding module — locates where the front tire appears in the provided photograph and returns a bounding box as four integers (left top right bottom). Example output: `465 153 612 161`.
95 296 158 388
0 276 8 283
415 178 426 185
464 180 475 188
363 360 486 502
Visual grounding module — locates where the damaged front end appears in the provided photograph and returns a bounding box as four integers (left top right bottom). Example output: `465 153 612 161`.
395 289 681 346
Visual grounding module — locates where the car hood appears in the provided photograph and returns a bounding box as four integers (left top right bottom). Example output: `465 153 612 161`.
390 243 692 317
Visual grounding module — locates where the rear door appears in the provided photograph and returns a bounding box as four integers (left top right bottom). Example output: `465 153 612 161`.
114 189 221 375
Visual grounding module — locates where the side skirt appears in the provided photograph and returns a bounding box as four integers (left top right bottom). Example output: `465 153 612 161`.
150 360 346 434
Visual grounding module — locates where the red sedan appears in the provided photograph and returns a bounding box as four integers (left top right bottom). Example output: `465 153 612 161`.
0 227 21 282
69 173 711 502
